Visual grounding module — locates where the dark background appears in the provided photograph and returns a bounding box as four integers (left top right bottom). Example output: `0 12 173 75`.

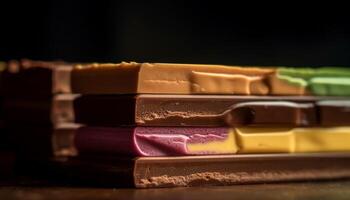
0 1 349 66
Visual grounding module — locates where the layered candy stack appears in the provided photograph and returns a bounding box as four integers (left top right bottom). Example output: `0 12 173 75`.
0 60 74 177
56 62 350 187
2 61 350 187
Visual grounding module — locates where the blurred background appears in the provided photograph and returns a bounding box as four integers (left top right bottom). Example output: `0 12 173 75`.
0 1 349 66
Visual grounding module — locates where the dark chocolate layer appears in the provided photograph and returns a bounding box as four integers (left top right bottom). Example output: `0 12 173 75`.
62 95 350 127
317 100 350 126
5 94 350 127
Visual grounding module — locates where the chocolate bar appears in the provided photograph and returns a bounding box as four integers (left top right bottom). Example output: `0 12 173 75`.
3 61 349 96
71 62 274 95
52 123 81 157
1 59 72 97
50 153 350 188
2 61 349 96
74 127 350 156
317 100 350 126
71 62 350 96
52 94 350 127
6 95 350 127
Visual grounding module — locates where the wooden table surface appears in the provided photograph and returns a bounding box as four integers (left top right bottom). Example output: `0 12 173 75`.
1 180 350 200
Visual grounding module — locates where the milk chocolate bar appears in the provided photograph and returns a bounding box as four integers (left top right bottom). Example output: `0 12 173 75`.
317 100 350 126
71 62 273 95
53 94 350 127
3 61 349 96
71 62 350 96
52 123 81 157
3 94 79 125
75 127 350 156
50 153 350 188
1 59 72 97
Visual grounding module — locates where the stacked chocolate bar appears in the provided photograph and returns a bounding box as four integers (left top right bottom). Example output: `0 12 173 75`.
2 61 350 187
0 59 74 178
50 62 350 188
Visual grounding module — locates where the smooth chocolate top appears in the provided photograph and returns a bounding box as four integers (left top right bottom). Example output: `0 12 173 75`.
71 62 274 95
2 61 350 96
71 62 350 96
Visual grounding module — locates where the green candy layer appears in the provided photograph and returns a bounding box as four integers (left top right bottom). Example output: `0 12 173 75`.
277 67 350 96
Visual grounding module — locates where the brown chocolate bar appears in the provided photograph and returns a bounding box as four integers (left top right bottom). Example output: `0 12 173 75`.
2 61 350 96
51 153 350 188
52 94 350 127
317 100 350 126
71 62 350 96
71 63 274 95
6 94 350 127
1 59 72 97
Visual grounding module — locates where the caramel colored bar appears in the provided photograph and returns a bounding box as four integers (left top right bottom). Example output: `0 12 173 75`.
2 61 349 96
2 61 350 96
71 63 350 95
71 62 274 95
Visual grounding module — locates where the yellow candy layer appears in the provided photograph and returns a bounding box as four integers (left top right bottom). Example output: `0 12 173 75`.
187 127 350 154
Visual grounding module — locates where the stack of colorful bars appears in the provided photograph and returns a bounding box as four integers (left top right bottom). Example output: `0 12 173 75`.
1 61 350 187
0 60 73 178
